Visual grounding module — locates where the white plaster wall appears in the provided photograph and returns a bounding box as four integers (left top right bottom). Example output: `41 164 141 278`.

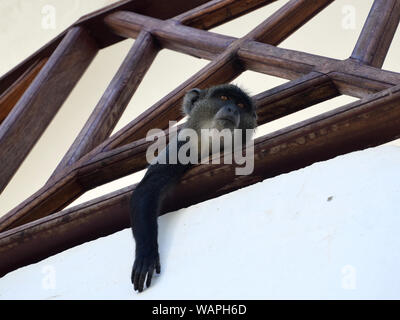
1 144 400 300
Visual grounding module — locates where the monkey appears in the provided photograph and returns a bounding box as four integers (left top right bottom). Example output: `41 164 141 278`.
129 84 257 292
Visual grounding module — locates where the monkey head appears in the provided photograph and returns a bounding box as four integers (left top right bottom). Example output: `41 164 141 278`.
183 84 257 133
181 84 257 157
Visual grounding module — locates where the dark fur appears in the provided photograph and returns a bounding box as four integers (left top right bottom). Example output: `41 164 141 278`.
130 84 257 292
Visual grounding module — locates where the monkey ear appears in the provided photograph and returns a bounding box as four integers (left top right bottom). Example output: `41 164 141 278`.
183 88 201 115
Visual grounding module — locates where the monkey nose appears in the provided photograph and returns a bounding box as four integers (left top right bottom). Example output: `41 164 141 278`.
227 106 238 115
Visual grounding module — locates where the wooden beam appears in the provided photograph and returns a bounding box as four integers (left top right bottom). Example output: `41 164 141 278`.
246 0 334 44
0 58 48 125
239 42 400 95
173 0 277 29
48 31 159 181
0 27 98 194
0 33 65 98
330 71 393 98
3 82 400 277
351 0 400 68
76 0 211 48
239 39 336 79
104 0 334 63
104 10 236 60
254 71 339 123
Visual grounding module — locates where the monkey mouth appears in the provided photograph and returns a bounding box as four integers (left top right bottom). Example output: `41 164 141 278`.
217 117 236 126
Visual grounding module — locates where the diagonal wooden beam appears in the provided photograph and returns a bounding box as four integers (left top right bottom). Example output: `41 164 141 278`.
245 0 334 44
351 0 400 68
0 58 48 125
48 31 159 181
0 27 98 194
254 71 339 123
0 32 66 98
76 0 212 48
173 0 277 29
3 81 400 276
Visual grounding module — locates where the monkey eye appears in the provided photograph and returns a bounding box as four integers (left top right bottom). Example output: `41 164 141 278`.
220 95 229 101
237 103 245 109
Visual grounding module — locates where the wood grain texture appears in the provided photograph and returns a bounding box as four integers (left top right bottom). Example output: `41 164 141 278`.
76 0 211 48
48 31 159 181
246 0 334 44
0 33 65 98
328 58 400 97
239 43 400 96
254 72 339 124
104 10 236 60
0 27 98 194
3 82 400 277
0 58 48 125
174 0 276 29
351 0 400 68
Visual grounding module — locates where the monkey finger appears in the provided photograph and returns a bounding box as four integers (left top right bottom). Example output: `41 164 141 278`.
133 272 140 291
133 264 142 291
138 271 147 292
146 266 155 288
131 259 139 283
131 265 137 285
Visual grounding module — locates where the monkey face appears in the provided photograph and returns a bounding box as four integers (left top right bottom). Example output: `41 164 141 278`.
183 84 257 134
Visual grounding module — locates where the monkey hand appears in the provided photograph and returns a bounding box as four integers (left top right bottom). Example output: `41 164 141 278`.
131 250 161 292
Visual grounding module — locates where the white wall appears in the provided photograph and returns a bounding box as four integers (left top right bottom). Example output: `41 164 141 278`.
1 144 400 300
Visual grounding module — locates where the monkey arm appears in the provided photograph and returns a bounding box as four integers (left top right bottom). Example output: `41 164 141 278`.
130 158 190 292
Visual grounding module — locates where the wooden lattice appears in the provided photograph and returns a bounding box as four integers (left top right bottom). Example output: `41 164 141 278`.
1 0 400 276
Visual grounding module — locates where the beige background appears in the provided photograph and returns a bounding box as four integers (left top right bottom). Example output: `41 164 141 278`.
0 0 399 216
